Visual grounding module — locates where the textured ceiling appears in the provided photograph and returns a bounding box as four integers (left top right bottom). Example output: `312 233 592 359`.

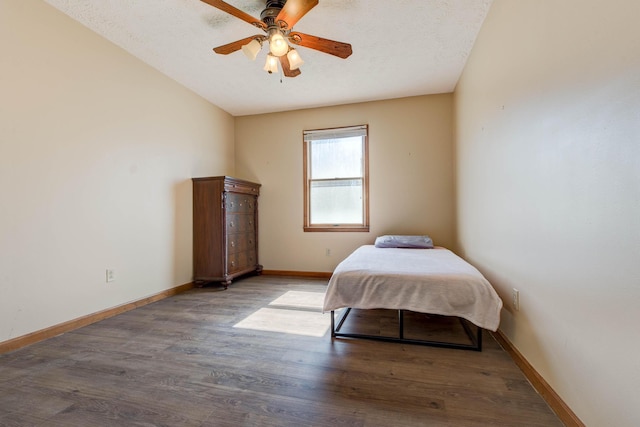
43 0 493 116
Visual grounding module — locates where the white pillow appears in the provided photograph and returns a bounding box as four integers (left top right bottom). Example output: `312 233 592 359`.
374 235 434 249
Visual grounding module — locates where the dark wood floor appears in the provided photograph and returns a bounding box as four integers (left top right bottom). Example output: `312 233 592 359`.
0 276 563 426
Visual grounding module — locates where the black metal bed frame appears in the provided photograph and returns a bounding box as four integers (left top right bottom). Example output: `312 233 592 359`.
330 308 483 351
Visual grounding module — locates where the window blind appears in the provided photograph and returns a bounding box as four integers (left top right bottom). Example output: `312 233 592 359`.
303 125 367 141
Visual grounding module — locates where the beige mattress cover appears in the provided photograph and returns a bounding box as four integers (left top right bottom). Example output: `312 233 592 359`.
323 245 503 331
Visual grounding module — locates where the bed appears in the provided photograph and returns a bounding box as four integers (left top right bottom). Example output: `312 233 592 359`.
323 243 503 351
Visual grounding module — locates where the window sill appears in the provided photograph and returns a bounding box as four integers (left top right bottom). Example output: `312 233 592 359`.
304 226 370 232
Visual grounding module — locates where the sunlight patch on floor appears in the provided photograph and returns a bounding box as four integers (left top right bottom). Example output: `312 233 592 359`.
268 290 325 310
233 290 330 337
233 307 329 337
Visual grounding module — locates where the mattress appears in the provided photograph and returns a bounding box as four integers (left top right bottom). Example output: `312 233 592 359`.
322 245 503 331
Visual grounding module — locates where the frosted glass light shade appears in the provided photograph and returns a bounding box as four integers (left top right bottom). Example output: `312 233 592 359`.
263 54 279 73
287 49 304 70
241 39 262 61
269 32 289 57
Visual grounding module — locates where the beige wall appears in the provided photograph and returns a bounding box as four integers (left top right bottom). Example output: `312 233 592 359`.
235 95 455 272
6 0 637 423
454 1 640 425
0 0 235 341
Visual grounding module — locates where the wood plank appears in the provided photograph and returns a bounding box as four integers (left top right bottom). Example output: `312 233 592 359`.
0 276 567 426
0 282 194 354
262 269 332 278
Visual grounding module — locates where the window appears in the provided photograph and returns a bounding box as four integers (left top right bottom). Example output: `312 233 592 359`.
303 125 369 232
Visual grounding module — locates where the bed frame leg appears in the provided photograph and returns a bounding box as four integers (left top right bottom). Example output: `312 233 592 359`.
459 319 483 351
331 310 335 337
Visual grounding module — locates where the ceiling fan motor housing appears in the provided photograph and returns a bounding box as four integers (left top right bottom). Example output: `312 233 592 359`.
261 0 287 28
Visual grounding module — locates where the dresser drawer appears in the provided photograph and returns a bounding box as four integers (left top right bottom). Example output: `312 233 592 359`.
227 232 256 254
227 249 257 273
224 181 260 196
225 193 256 213
226 214 255 234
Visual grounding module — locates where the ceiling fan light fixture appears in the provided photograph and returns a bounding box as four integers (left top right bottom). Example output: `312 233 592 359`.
263 54 279 73
241 39 262 61
287 48 304 70
269 31 289 57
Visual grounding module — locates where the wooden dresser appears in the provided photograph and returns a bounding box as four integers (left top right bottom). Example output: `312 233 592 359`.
192 176 262 288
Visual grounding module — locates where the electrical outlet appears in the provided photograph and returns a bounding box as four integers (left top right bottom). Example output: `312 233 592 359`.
325 248 331 256
512 288 520 311
106 269 115 283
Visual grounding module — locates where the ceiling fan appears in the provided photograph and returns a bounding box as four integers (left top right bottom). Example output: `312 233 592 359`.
200 0 353 77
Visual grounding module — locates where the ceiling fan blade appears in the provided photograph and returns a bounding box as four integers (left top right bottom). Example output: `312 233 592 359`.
213 36 262 55
289 32 352 59
200 0 266 30
276 0 318 29
279 55 302 78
